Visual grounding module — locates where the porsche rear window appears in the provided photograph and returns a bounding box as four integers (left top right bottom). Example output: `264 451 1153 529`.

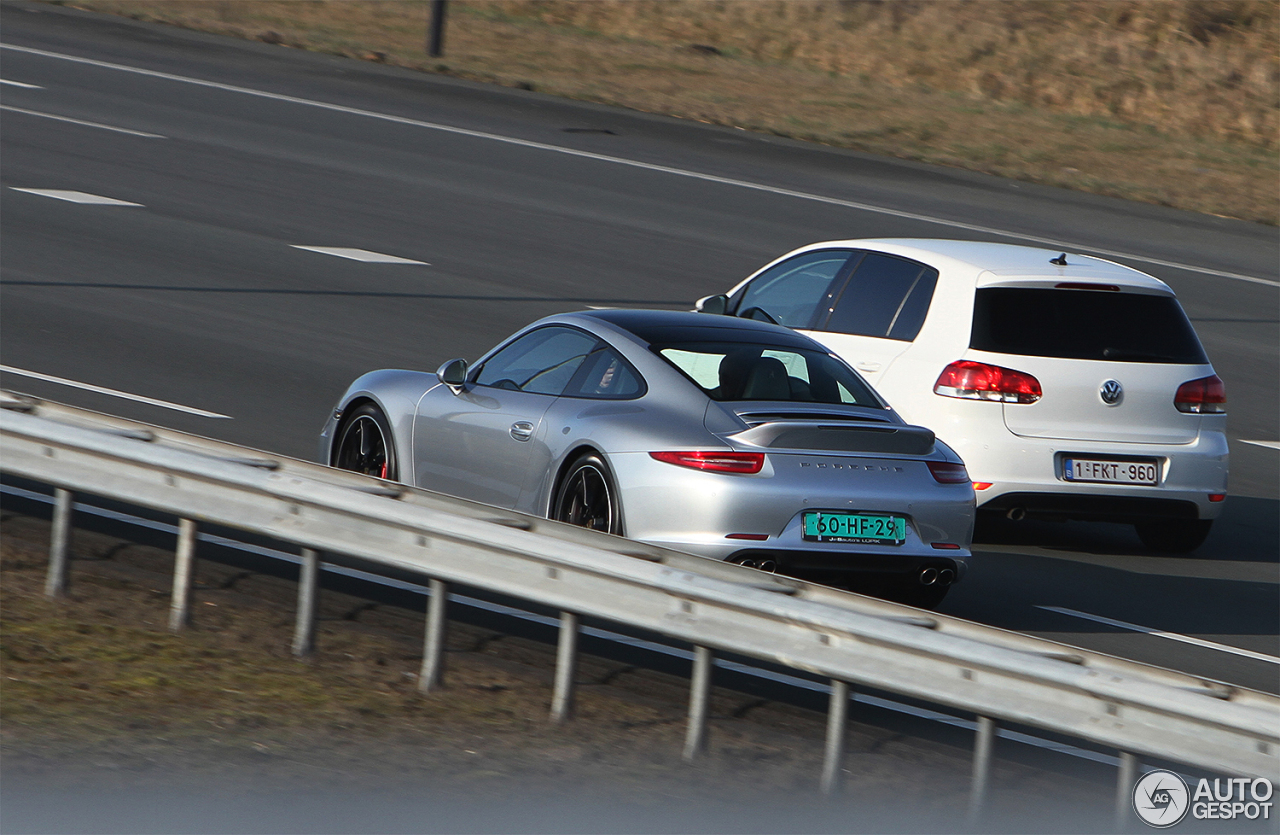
654 342 882 406
970 288 1208 363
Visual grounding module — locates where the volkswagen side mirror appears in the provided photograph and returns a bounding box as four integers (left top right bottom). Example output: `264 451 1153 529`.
695 294 729 315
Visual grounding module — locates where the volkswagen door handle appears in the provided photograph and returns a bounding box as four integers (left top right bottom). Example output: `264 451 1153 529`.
510 421 534 441
856 361 882 373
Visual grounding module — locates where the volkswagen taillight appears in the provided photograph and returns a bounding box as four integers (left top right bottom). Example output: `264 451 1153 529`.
934 360 1042 404
1174 374 1225 414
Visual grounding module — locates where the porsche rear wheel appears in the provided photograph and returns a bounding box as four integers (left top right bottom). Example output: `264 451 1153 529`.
334 402 398 481
553 454 621 535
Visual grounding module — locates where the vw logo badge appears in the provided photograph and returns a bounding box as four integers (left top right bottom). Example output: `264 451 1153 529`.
1100 379 1123 406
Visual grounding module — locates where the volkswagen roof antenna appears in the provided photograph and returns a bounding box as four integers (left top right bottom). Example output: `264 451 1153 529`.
1050 253 1068 266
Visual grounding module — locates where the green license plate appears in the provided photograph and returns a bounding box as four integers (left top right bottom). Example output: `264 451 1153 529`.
802 512 905 544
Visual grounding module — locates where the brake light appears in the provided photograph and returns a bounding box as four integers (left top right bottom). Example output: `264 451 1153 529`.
649 451 765 474
927 461 971 484
1174 374 1225 414
934 361 1042 404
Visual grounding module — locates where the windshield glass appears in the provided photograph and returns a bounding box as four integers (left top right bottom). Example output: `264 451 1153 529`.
971 288 1208 363
654 342 882 406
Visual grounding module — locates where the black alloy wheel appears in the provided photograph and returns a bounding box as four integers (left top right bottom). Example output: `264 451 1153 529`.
553 454 621 535
334 403 398 481
1134 518 1213 553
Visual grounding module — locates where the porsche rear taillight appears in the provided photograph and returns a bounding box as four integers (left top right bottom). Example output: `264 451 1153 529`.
927 461 971 484
1174 374 1225 414
934 360 1042 404
649 451 765 474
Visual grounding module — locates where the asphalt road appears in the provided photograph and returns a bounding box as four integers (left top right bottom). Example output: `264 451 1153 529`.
2 3 1277 696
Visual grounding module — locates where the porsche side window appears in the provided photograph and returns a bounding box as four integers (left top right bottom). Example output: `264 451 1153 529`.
656 342 881 406
823 253 938 341
733 250 855 329
475 327 598 396
563 347 646 400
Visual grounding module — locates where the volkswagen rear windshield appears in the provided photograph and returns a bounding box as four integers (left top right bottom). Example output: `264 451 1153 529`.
970 288 1208 363
653 342 883 406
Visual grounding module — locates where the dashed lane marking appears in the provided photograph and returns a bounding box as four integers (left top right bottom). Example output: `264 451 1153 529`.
0 78 41 88
1038 605 1280 664
1241 440 1280 451
1 104 165 137
9 188 143 206
0 366 230 418
291 246 428 265
2 43 1276 290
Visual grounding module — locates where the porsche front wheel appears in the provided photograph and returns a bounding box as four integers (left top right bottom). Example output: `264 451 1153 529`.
334 402 398 481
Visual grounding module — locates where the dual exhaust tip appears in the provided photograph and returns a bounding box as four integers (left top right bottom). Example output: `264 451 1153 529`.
737 558 778 573
919 567 956 587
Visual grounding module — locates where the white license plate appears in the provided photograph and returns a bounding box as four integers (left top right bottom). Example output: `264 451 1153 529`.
1064 458 1158 486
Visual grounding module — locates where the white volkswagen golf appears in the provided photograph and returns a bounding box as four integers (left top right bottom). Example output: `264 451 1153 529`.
698 239 1228 552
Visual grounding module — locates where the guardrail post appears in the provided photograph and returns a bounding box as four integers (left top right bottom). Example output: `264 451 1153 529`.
418 578 447 693
168 518 197 631
551 611 579 723
292 548 320 657
820 679 850 795
44 487 73 598
966 715 996 826
683 645 713 761
1114 751 1137 833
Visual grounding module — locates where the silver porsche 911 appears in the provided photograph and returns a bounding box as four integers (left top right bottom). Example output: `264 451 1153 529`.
319 310 974 606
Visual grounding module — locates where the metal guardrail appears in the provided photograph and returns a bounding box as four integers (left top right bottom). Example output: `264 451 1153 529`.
2 391 1277 824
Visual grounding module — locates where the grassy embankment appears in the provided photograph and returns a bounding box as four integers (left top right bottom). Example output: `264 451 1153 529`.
63 0 1279 224
0 512 1108 816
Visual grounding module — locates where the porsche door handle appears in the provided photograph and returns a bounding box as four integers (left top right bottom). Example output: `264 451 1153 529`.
509 421 535 442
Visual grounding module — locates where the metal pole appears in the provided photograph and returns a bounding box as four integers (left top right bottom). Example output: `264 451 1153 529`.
418 578 447 693
966 715 996 826
427 0 447 57
292 548 320 657
551 611 579 723
683 645 712 761
820 679 850 795
168 517 196 631
44 487 72 598
1115 751 1137 833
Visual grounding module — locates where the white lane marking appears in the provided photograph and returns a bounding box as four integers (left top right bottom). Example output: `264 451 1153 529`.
0 479 1133 769
1241 440 1280 451
291 245 428 265
0 365 230 418
9 188 142 206
3 43 1276 290
0 78 41 88
1 104 165 137
1038 605 1280 665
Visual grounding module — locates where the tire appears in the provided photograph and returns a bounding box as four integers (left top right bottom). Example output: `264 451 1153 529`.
552 453 622 535
1134 518 1212 553
333 402 398 481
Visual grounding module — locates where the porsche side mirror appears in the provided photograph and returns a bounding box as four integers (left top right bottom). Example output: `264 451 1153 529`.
436 358 468 394
695 293 729 315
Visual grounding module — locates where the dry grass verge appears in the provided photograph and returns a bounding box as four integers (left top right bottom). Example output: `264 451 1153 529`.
59 0 1279 224
1 511 1109 829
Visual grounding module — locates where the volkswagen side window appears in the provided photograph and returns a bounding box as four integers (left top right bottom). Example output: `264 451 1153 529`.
822 253 938 341
732 250 856 329
474 327 599 395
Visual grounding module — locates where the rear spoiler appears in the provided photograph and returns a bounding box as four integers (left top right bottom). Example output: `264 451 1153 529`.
729 421 936 456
